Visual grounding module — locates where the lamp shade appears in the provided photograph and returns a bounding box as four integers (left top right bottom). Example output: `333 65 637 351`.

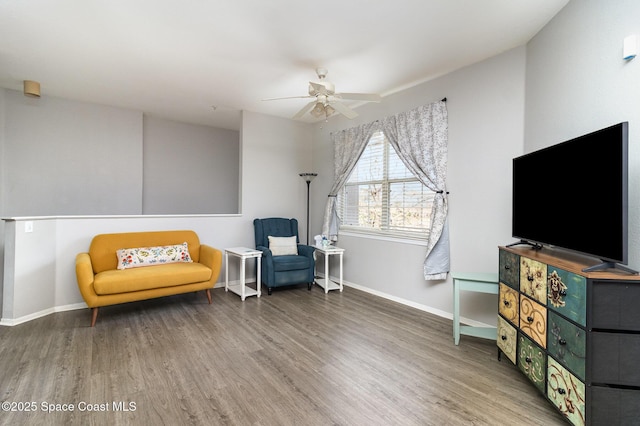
299 172 317 183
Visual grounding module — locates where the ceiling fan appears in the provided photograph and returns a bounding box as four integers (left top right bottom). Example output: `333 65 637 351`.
263 68 381 120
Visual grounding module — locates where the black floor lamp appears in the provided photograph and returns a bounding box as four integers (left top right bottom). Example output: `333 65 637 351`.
299 172 317 245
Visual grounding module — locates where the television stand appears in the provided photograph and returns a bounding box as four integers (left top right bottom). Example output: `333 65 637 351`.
498 245 640 425
582 261 638 275
506 239 543 250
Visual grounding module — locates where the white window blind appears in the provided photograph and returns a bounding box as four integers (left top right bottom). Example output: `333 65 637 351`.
338 131 434 240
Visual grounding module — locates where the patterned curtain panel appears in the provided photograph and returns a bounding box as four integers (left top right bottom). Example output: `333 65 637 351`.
322 100 449 280
381 101 449 280
322 121 379 240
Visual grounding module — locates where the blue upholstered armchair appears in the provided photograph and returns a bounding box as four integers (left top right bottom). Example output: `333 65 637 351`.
253 218 316 295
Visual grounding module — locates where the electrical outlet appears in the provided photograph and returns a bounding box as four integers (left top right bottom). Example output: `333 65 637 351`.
25 221 33 233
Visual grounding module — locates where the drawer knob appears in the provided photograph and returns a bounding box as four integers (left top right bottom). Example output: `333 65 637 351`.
504 265 510 270
527 274 534 282
503 300 510 307
501 335 507 341
527 316 534 323
525 356 532 363
558 388 566 395
559 289 567 296
559 338 567 345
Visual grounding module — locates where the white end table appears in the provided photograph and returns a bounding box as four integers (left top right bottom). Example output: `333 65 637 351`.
452 272 499 345
313 245 344 293
225 247 262 301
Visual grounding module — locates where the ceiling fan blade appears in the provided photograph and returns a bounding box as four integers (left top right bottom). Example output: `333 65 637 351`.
262 95 314 101
293 101 317 119
330 101 359 119
335 92 381 102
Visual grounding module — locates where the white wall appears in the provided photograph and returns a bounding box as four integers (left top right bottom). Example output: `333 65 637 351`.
310 47 527 325
241 111 313 233
525 0 640 271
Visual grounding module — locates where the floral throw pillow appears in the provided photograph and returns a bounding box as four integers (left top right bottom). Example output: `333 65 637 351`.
116 242 192 270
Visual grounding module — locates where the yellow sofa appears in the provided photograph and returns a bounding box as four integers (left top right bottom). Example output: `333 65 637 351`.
75 230 222 326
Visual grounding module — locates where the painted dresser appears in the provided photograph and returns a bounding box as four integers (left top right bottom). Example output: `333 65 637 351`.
497 246 640 426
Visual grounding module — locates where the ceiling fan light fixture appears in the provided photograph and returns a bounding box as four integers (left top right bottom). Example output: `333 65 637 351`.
325 105 335 117
311 102 325 117
268 68 380 121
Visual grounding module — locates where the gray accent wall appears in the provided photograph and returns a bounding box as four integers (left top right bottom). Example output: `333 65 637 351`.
142 115 239 214
2 89 143 216
0 89 240 217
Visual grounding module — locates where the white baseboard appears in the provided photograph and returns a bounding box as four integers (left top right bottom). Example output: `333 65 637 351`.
1 278 490 329
1 302 87 327
334 276 493 328
0 282 236 326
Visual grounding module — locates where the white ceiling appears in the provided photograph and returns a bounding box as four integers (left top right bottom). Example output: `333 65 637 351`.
0 0 569 131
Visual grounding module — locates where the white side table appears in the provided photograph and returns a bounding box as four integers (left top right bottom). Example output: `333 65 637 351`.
313 246 344 293
452 272 499 345
225 247 262 301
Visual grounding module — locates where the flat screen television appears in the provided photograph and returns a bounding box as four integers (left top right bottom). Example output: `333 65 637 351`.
511 121 635 273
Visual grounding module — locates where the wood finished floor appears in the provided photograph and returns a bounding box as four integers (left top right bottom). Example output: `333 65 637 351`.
0 285 567 426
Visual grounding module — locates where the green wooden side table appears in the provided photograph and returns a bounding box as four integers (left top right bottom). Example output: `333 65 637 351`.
452 272 499 345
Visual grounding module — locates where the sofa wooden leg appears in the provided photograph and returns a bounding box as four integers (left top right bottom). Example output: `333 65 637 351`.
267 287 273 295
90 307 99 327
205 289 212 304
308 282 312 291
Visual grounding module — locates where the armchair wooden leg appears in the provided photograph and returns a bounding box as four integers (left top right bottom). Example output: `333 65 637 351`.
267 287 273 295
205 289 212 304
308 282 312 291
90 307 99 327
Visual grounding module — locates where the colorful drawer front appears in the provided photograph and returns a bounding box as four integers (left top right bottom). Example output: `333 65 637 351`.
520 257 547 304
499 283 519 325
499 249 520 289
546 267 586 327
547 356 585 426
520 295 547 348
497 316 517 364
518 333 546 394
547 311 585 381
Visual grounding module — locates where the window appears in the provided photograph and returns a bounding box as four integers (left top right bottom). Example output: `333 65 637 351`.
337 131 435 240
